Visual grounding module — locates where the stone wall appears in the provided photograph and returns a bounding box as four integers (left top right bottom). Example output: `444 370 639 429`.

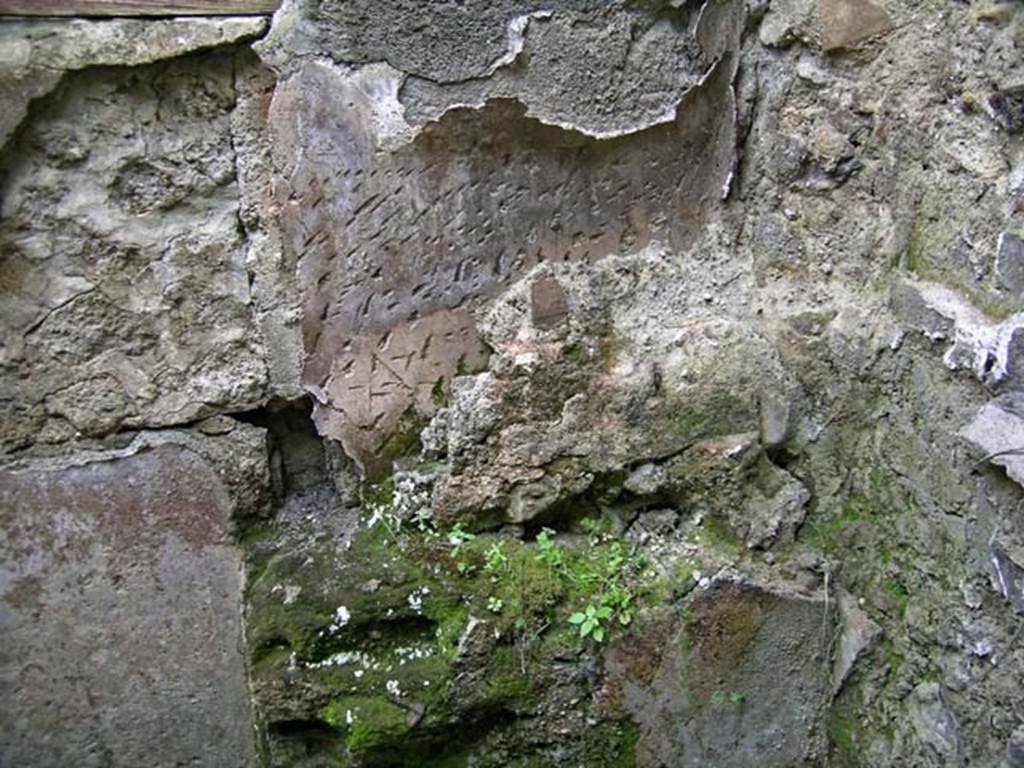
1 1 1022 766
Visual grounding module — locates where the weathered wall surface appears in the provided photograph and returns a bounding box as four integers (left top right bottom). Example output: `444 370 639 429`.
1 0 1023 766
0 18 289 768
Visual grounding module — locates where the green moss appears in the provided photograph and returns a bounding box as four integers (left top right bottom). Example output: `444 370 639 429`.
323 695 410 753
373 411 426 477
580 720 639 768
878 577 910 617
563 342 587 363
828 683 867 767
431 378 448 408
881 636 905 678
247 498 665 763
480 646 538 709
697 514 742 558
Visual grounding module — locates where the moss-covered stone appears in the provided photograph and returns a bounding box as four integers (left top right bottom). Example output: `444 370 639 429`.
245 491 662 765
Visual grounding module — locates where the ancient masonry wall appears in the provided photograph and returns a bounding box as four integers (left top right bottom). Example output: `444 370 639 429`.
0 1 1023 767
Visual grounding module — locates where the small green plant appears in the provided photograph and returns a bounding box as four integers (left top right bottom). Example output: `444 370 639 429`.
569 603 613 642
603 583 634 627
711 689 747 706
579 516 611 544
411 506 435 533
483 542 509 580
447 524 476 576
535 527 565 570
487 596 504 614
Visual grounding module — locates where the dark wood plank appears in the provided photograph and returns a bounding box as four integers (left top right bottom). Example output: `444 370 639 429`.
0 0 279 16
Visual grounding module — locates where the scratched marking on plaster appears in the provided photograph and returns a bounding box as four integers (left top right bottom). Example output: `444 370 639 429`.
273 54 737 471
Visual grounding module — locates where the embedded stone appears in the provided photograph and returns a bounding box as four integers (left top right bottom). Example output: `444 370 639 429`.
530 277 570 330
0 425 268 767
818 0 893 51
996 232 1024 293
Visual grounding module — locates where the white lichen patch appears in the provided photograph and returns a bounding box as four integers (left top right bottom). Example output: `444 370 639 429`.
407 586 430 613
910 279 1024 385
305 650 373 671
393 644 434 665
327 605 351 633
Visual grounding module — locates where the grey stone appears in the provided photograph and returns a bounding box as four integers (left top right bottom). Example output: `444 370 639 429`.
624 463 669 496
0 17 267 150
758 0 814 47
0 50 269 451
908 682 963 762
399 1 744 140
961 396 1024 488
996 232 1024 293
1006 726 1024 768
832 591 883 694
896 279 1024 386
232 51 306 402
817 0 893 52
257 0 745 472
628 509 680 540
603 577 835 768
425 251 790 523
759 391 793 449
662 433 809 549
261 0 744 137
991 542 1024 615
0 424 269 767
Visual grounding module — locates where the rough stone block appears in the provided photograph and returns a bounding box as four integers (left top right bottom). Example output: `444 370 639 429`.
602 577 835 768
0 426 268 767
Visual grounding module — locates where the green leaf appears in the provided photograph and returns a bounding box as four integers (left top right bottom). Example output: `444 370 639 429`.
592 627 605 642
596 606 613 620
569 612 586 625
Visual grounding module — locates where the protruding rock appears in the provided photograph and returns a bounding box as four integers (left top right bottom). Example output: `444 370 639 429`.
0 16 267 149
832 591 883 694
0 424 269 766
817 0 893 52
961 395 1024 488
664 434 810 549
1006 726 1024 768
603 576 835 768
759 391 793 449
759 0 814 47
996 232 1024 293
908 682 963 762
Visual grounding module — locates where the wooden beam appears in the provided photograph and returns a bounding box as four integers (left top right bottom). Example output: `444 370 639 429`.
0 0 280 16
